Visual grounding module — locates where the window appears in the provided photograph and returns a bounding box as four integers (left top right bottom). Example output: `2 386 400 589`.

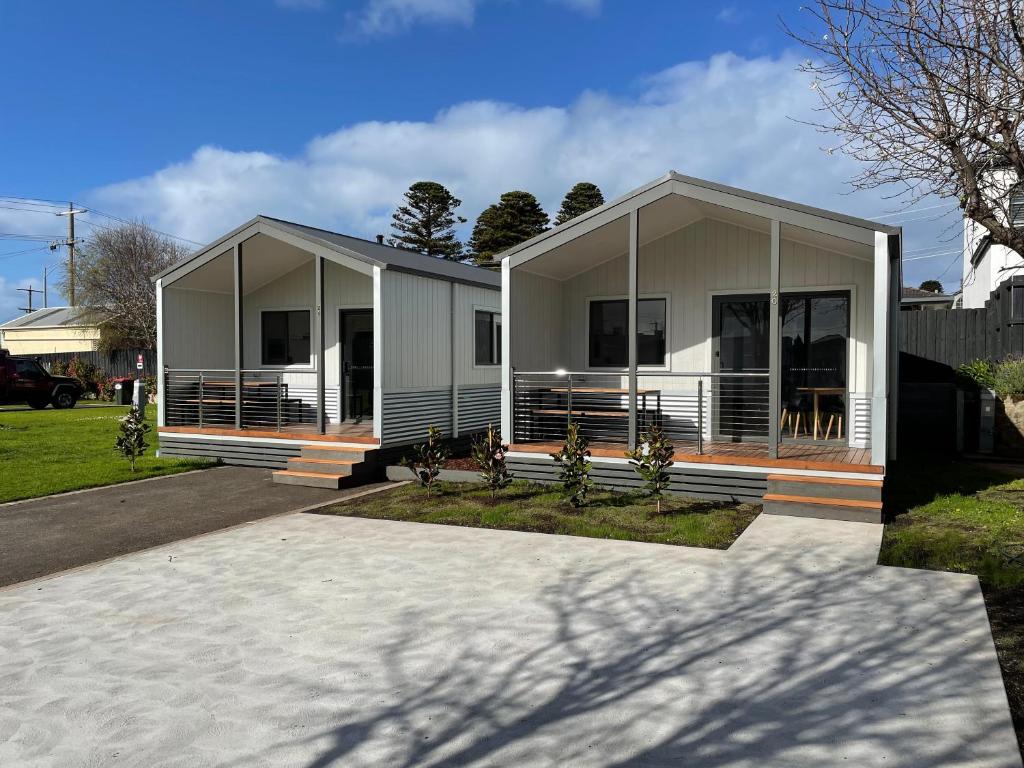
261 310 311 366
588 298 667 368
474 310 501 366
13 359 45 379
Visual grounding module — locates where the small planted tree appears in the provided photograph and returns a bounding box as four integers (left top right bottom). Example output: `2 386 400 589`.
625 423 675 514
401 425 450 498
471 423 512 502
115 406 151 472
549 422 592 507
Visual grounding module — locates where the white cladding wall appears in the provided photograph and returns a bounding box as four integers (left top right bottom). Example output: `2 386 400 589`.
379 270 500 390
538 217 874 394
241 259 372 388
510 269 564 372
162 287 234 369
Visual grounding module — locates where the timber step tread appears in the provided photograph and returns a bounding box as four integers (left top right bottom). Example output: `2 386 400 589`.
767 474 883 488
273 470 347 480
300 443 371 453
289 457 359 466
762 493 883 510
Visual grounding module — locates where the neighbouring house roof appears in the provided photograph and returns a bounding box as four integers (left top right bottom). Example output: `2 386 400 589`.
155 215 501 290
900 287 956 307
497 170 902 265
0 306 99 331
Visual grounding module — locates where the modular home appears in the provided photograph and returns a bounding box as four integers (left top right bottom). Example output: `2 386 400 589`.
500 172 901 522
155 216 501 488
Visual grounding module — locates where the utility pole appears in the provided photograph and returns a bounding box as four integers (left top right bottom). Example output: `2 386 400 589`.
56 203 87 306
17 285 43 314
42 264 59 308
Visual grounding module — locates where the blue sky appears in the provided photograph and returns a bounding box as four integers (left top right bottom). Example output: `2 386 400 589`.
0 0 961 322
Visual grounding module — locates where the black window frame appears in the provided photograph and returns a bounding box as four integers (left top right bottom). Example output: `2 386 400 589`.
587 297 667 368
474 309 502 367
260 309 312 366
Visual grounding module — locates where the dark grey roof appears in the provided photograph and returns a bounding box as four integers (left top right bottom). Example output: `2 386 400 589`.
0 306 94 330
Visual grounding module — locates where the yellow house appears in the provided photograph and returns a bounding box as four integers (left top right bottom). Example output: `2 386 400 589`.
0 307 103 355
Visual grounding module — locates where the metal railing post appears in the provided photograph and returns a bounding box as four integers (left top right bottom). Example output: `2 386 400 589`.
566 374 573 438
276 373 282 432
697 378 704 455
510 369 516 441
197 372 204 429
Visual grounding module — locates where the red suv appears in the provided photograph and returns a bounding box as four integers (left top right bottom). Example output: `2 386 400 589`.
0 349 84 409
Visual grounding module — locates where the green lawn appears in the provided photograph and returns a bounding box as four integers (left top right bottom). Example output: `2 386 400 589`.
320 480 760 549
0 406 212 503
879 459 1024 748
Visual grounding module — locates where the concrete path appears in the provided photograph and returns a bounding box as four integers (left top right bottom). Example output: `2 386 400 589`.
0 512 1019 767
0 466 383 587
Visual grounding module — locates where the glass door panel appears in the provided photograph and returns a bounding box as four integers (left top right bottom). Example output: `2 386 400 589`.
713 296 770 441
780 293 849 442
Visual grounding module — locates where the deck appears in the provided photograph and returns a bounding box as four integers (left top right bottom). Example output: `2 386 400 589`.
508 439 881 474
159 422 379 445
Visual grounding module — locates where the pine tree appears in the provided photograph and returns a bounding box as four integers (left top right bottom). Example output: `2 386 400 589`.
554 182 605 225
389 181 466 260
468 191 549 265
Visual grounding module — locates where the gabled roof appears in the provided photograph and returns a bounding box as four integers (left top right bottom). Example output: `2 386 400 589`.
155 215 500 290
0 306 97 330
498 171 901 265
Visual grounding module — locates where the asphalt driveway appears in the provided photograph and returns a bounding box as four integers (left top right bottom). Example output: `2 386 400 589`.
0 512 1019 767
0 466 374 587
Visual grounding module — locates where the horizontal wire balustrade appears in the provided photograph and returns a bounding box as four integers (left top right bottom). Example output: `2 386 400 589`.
163 369 318 431
511 370 770 454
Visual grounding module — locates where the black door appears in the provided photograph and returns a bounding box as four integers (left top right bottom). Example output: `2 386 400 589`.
340 309 373 422
712 295 771 441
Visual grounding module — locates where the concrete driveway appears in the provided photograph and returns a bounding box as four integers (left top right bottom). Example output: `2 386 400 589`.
0 512 1019 767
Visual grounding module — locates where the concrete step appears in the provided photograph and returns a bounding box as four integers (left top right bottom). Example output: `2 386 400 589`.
285 457 363 475
767 474 883 503
762 493 883 524
299 444 372 462
272 470 346 489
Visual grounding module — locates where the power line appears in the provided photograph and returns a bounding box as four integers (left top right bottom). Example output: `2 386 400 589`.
0 194 203 246
870 202 958 219
0 245 51 260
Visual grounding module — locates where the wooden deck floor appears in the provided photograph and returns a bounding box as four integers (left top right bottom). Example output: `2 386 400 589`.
509 440 882 474
159 422 378 445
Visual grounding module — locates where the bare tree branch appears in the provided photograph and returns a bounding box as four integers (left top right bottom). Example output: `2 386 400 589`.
785 0 1024 257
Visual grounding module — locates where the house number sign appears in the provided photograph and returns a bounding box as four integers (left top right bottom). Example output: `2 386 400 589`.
770 289 779 305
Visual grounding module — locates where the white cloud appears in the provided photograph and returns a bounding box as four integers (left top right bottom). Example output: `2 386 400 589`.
346 0 600 37
88 51 955 286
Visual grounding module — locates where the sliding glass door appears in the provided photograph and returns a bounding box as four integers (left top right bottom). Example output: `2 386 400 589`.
780 293 849 441
712 291 850 443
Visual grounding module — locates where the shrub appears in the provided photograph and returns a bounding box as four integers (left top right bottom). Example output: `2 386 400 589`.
115 406 151 472
471 424 512 502
50 360 68 376
550 422 592 507
401 425 450 498
957 359 996 390
625 423 675 514
995 357 1024 398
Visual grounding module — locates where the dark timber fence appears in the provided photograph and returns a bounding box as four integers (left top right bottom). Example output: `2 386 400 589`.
900 276 1024 381
31 349 156 378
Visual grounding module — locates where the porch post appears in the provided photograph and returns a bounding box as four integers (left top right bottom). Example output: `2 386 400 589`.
155 278 165 428
233 241 243 430
500 258 512 442
870 230 891 466
627 207 639 451
315 255 326 434
768 220 781 459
